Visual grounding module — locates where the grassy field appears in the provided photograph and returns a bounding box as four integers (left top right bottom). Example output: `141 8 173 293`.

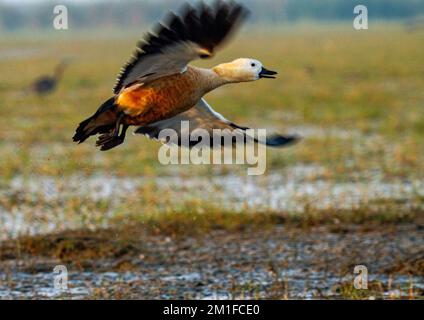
0 23 423 299
1 24 424 178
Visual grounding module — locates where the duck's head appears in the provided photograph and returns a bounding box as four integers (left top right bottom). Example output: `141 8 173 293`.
213 58 277 83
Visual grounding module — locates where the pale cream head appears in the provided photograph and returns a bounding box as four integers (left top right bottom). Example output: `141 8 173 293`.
212 58 277 83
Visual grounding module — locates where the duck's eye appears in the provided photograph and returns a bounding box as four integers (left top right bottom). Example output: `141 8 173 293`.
251 63 256 67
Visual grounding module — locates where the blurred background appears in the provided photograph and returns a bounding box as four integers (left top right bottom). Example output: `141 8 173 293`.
0 0 423 299
2 0 424 30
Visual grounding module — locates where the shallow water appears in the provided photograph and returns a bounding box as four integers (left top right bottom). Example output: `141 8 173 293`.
1 165 423 239
1 220 422 299
1 269 421 299
1 164 422 299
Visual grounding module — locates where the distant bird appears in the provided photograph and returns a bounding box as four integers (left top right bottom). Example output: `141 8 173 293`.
30 60 69 95
73 1 299 151
304 64 316 76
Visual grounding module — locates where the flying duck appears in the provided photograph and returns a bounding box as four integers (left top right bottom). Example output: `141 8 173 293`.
73 1 299 151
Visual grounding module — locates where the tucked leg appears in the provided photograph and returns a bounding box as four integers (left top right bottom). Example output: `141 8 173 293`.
96 113 128 151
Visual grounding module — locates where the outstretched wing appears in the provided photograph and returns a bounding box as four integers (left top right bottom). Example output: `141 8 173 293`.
113 1 249 94
134 99 300 148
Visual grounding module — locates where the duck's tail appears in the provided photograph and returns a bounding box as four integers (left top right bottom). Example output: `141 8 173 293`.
73 97 117 144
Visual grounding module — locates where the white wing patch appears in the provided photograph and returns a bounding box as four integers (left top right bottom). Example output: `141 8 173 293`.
134 99 300 148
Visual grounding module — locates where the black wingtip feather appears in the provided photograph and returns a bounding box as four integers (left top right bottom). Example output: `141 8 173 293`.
265 134 302 147
228 122 300 148
113 1 249 94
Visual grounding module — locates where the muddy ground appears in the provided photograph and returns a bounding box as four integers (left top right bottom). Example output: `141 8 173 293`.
1 222 422 299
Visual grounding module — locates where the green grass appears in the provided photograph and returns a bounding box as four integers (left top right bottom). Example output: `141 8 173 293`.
0 23 423 180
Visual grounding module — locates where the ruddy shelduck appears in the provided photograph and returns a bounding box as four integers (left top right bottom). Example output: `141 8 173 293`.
73 1 299 151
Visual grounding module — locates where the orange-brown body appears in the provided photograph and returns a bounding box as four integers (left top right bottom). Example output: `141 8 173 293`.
116 66 217 126
73 64 232 150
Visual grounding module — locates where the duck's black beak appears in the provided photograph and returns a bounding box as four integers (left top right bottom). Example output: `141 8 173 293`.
259 67 277 79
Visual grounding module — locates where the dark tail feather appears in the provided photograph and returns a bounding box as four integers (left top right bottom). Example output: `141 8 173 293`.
73 97 116 144
73 115 97 143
